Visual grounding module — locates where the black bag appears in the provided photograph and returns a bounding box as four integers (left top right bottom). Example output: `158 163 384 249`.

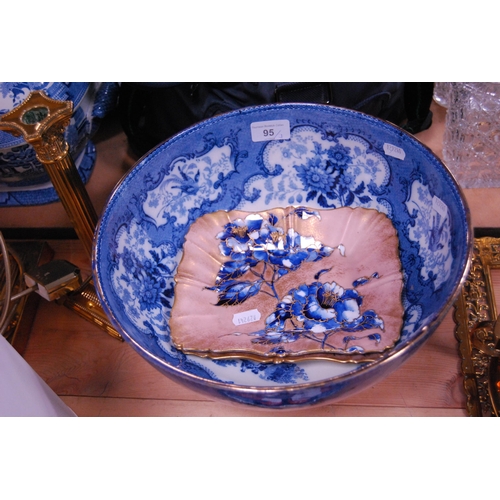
118 82 433 158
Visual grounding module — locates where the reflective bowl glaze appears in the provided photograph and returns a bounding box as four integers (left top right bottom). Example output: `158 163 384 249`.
93 103 471 409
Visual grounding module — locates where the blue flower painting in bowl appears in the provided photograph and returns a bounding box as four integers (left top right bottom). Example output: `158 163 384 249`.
93 103 472 409
171 205 404 363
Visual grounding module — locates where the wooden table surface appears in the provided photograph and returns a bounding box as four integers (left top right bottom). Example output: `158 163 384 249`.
6 101 500 417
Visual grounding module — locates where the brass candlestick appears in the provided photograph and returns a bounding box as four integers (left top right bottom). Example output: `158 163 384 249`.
0 90 122 341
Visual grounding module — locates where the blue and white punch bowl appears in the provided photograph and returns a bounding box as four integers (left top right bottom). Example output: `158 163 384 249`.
93 103 472 409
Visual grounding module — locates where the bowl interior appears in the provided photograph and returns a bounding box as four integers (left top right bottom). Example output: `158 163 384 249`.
94 103 471 390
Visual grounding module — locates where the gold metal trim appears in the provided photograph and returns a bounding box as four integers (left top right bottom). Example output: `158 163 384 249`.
60 277 123 341
0 90 122 341
0 91 97 257
454 236 500 416
1 245 28 341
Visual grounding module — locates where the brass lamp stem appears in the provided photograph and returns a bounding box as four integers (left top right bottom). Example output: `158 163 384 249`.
0 90 97 257
38 149 98 257
0 90 122 341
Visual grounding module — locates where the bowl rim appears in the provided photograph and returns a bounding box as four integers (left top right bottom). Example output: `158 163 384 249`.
92 102 473 395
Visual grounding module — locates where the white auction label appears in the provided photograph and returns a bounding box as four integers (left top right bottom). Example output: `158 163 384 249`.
383 143 406 160
251 120 290 142
432 195 448 219
232 309 261 326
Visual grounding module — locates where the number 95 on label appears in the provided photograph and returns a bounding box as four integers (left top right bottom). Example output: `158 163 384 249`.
250 119 290 142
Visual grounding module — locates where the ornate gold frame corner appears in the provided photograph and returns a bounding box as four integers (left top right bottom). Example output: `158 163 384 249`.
454 235 500 417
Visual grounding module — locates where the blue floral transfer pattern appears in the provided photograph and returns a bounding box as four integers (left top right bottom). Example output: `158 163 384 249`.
242 126 392 215
207 208 336 303
205 208 385 355
0 82 53 114
111 221 177 335
257 279 383 353
213 358 310 384
405 179 452 290
143 144 236 227
95 103 470 399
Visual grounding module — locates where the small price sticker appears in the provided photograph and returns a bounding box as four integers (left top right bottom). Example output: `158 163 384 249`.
251 120 290 142
432 195 448 219
232 309 261 326
383 143 406 160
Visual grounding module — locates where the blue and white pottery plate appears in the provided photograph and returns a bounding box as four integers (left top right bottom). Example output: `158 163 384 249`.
93 103 472 408
0 82 118 206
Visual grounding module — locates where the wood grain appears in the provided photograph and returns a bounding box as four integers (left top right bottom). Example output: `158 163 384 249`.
22 264 467 416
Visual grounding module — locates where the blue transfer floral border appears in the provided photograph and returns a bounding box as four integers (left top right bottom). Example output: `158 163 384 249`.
94 103 471 398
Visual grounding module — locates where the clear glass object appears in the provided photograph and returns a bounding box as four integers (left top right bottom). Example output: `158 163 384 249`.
443 82 500 188
433 82 451 108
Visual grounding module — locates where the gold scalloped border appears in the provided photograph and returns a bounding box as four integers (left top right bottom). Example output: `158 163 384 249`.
172 206 403 364
453 236 500 417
